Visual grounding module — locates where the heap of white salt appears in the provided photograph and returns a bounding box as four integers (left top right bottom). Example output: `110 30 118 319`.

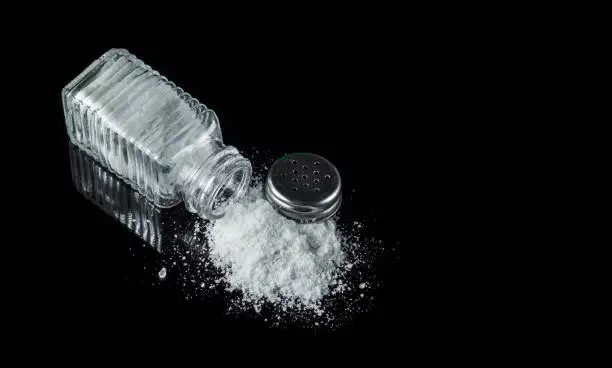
207 184 345 307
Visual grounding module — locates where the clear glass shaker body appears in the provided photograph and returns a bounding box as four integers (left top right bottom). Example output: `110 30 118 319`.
62 48 251 219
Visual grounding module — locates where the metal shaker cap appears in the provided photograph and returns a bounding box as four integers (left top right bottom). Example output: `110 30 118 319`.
265 153 342 223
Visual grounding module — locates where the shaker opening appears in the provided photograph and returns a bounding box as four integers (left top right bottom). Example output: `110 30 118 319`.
209 165 251 218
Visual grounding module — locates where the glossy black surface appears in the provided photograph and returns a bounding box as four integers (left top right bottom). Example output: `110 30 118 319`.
29 41 414 341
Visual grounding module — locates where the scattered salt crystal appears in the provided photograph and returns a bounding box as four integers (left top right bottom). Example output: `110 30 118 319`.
158 267 167 280
359 282 366 289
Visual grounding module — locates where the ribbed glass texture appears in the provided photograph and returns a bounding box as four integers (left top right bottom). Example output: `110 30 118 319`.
69 143 164 251
62 48 250 218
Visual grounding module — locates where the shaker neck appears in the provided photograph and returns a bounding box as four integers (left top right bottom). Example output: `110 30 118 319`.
177 139 251 219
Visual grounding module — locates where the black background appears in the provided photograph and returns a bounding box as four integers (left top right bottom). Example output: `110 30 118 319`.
4 8 543 357
13 26 466 346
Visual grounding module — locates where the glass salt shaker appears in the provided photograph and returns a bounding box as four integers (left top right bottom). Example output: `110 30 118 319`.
62 48 251 219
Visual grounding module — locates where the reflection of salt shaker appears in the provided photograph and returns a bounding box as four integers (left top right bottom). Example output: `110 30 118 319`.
62 48 251 219
69 143 204 252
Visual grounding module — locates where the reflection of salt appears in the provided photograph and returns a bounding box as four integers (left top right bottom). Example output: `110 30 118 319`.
158 267 167 280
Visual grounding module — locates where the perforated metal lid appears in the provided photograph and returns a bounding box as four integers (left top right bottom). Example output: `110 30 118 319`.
265 153 342 223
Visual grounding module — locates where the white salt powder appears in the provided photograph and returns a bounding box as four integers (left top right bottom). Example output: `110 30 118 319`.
207 184 345 309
